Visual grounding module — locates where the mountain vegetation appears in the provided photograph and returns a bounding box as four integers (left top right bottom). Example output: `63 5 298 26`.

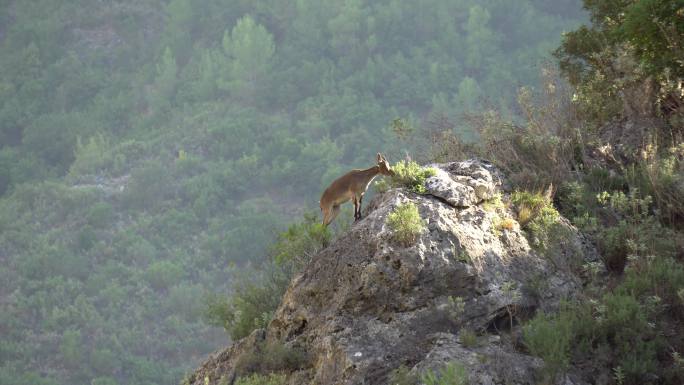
0 1 588 385
197 0 684 384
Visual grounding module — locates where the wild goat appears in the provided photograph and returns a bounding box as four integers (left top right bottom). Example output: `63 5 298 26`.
320 153 394 226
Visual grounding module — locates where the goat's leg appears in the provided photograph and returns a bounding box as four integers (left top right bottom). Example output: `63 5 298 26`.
329 205 341 224
357 195 364 220
321 206 330 226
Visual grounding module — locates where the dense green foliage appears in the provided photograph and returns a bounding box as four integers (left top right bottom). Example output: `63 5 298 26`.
466 1 684 383
0 1 589 384
524 257 684 384
556 0 684 83
204 216 330 340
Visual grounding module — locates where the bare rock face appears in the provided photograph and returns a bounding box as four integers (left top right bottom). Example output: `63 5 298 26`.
189 159 596 385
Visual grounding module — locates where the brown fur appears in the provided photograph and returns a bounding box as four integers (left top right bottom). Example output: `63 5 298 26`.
320 153 394 226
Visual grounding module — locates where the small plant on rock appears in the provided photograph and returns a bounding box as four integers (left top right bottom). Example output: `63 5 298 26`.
447 296 466 320
511 189 562 251
234 340 308 377
375 160 436 194
389 365 420 385
458 329 478 348
421 362 468 385
387 202 426 246
234 373 287 385
482 193 505 212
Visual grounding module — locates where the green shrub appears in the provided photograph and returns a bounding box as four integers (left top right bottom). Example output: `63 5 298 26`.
386 202 425 247
522 307 574 381
619 257 684 309
204 215 330 340
595 191 677 272
86 202 114 228
510 190 562 251
91 377 117 385
203 263 289 340
421 362 468 385
68 134 114 177
389 365 419 385
375 160 436 194
272 213 331 269
234 341 308 376
482 193 504 212
523 255 678 385
144 261 184 291
76 225 97 251
600 293 661 382
234 373 287 385
458 329 478 348
123 160 172 211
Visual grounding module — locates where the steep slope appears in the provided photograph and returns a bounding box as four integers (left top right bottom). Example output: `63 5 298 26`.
189 159 599 385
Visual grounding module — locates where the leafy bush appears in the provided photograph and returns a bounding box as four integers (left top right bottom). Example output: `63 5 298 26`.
523 306 574 381
600 293 661 381
376 160 436 194
595 190 677 272
421 362 468 385
203 263 289 340
626 145 684 226
234 341 308 377
144 261 184 291
458 329 478 348
86 202 114 228
510 190 562 251
204 215 330 340
524 255 683 384
557 0 684 81
619 257 684 311
234 373 287 385
468 79 584 191
272 213 331 269
386 202 425 247
69 135 114 177
482 193 504 212
389 365 419 385
122 160 172 211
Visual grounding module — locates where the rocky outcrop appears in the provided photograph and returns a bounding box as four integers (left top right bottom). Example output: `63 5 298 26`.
189 159 598 385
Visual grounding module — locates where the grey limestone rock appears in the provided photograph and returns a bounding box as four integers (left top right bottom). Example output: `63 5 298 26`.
189 159 595 385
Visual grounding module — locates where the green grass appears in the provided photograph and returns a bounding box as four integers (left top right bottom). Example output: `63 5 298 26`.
421 362 468 385
458 329 478 348
375 160 437 194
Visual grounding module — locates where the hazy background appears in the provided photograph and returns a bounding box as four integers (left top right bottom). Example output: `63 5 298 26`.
0 1 585 384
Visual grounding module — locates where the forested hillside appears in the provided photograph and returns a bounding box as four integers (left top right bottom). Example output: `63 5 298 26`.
0 1 586 385
190 0 684 383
